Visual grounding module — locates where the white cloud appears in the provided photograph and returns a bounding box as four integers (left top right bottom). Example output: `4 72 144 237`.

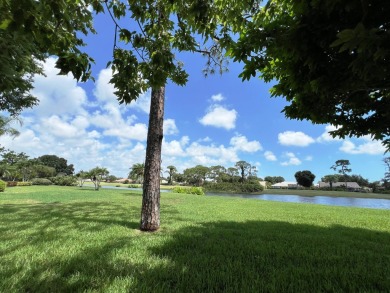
94 68 117 103
103 123 148 141
264 151 277 161
29 57 88 116
128 90 151 114
199 105 237 130
162 139 187 157
164 119 179 135
317 125 342 143
278 131 315 147
230 135 262 152
340 139 386 155
40 115 81 138
161 134 262 170
87 130 101 139
90 104 147 141
0 59 153 176
185 142 239 165
280 152 302 166
197 137 212 143
305 155 313 161
0 130 43 154
94 68 151 113
211 93 225 102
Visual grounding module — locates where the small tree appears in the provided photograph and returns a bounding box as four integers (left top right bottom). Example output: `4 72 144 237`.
183 165 209 186
129 163 145 184
321 174 340 190
294 170 316 188
264 176 285 185
76 171 88 187
87 167 109 191
37 155 74 175
235 161 251 183
208 165 227 183
331 160 352 190
173 173 185 184
226 167 240 183
165 165 177 185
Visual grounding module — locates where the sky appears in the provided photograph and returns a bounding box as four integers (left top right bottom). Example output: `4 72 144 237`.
0 12 388 183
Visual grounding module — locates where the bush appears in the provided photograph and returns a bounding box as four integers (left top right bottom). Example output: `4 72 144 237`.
128 184 140 188
172 186 205 195
204 182 264 193
31 178 53 185
6 181 18 187
50 176 77 186
17 182 32 186
376 190 390 195
0 180 6 192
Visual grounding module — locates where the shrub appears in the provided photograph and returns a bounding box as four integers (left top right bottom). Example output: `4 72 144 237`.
16 182 32 186
6 181 18 187
128 184 140 188
50 176 77 186
0 180 6 192
172 186 205 195
31 178 53 185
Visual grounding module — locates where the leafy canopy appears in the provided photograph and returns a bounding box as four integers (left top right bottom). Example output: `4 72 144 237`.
0 0 96 115
222 0 390 151
294 170 316 188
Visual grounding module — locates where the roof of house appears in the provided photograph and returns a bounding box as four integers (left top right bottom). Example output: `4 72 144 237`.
271 181 298 187
318 182 361 188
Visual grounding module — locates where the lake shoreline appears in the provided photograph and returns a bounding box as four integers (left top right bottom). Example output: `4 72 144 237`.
259 188 390 200
89 182 390 200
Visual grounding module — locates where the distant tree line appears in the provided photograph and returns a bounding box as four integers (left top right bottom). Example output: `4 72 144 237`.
0 149 74 183
0 148 115 189
129 160 264 193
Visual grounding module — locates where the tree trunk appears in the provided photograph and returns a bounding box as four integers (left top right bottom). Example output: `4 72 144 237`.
140 86 165 231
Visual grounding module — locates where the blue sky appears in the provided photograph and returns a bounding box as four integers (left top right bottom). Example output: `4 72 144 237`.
0 13 387 183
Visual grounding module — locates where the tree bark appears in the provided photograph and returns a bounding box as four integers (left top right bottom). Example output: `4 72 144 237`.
140 86 165 231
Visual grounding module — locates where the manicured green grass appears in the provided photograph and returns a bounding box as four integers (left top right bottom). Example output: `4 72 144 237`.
87 182 177 190
1 186 390 292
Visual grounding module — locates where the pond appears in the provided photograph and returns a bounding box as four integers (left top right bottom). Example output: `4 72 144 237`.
206 192 390 210
99 186 390 210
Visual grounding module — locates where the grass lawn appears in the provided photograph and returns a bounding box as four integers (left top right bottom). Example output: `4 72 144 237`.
88 182 176 190
1 186 389 292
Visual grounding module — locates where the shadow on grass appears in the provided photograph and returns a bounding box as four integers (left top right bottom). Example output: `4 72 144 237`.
0 201 140 258
1 211 390 292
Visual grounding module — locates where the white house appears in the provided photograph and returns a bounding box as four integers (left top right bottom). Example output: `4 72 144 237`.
271 181 299 189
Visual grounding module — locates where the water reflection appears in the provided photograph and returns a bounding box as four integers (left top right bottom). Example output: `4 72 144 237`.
206 193 390 210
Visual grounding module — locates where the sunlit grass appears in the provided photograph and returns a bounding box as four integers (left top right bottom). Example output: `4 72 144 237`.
1 186 389 292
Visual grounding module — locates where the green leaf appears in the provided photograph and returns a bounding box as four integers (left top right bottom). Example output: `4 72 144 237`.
0 19 11 30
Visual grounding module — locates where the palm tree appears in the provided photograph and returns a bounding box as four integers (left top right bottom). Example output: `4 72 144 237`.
165 165 177 185
0 116 21 138
129 163 145 184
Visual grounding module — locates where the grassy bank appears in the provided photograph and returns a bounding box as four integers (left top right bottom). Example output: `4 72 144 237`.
88 182 177 190
1 186 389 292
